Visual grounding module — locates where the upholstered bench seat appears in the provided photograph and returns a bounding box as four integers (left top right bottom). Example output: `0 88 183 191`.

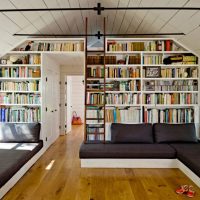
80 143 176 159
170 143 200 177
0 141 43 188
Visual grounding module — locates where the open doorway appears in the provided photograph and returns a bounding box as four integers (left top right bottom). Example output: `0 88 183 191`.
65 75 84 134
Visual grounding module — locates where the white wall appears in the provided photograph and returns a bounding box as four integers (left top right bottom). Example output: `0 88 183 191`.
71 76 84 121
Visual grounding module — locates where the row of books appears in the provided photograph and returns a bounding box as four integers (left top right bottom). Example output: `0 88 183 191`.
159 68 198 78
0 67 41 78
87 66 104 78
144 40 179 51
86 134 104 141
107 40 179 52
0 93 41 104
86 126 104 134
16 41 84 52
143 108 194 123
143 93 198 105
105 93 140 105
143 55 163 64
0 107 41 122
143 80 198 91
105 108 141 123
106 80 141 91
87 56 104 65
86 109 104 119
105 67 140 78
86 93 104 105
0 81 40 91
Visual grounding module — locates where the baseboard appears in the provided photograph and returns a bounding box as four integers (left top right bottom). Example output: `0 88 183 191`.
81 158 178 168
0 147 45 199
177 160 200 188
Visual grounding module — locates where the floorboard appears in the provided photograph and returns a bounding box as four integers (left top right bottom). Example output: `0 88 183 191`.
3 125 200 200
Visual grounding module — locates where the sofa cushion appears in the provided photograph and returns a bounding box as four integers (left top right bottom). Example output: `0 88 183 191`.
170 143 200 177
0 141 43 187
0 123 41 143
111 123 153 143
153 123 198 143
79 143 176 158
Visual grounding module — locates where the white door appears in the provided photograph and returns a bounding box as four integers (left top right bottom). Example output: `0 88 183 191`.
52 72 60 139
44 69 54 143
65 76 72 133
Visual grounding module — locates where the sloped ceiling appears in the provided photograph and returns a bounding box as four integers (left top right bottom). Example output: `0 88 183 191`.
0 0 200 55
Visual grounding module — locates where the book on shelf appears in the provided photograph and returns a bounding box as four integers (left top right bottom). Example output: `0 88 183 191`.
87 56 104 65
107 40 182 52
87 134 104 141
106 80 141 91
0 107 41 122
143 55 163 65
0 67 41 78
105 93 140 105
0 93 12 104
87 66 104 78
143 80 198 91
0 81 41 91
105 67 140 78
107 41 145 51
160 67 198 78
86 93 104 104
86 124 104 141
142 93 198 105
15 41 84 52
143 67 198 78
86 80 104 91
143 108 194 123
106 107 140 123
86 108 104 119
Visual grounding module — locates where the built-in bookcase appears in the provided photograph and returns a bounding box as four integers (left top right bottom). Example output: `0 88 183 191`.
0 38 84 141
104 38 199 140
0 51 41 123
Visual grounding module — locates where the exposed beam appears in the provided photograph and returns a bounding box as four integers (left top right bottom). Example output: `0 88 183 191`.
13 32 185 38
0 6 200 13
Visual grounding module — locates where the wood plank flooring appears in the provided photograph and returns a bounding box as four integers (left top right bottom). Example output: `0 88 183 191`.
3 125 200 200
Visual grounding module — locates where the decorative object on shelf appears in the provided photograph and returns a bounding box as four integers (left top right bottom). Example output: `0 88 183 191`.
144 81 155 91
25 41 33 51
145 66 161 78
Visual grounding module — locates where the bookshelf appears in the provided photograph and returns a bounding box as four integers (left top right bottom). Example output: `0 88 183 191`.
0 51 41 123
104 38 199 140
0 38 84 144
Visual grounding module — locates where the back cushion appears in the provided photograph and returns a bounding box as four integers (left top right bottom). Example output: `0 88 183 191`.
0 123 41 143
153 123 198 143
111 123 153 143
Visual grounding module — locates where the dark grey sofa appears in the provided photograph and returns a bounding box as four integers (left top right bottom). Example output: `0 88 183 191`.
79 123 200 179
0 123 43 188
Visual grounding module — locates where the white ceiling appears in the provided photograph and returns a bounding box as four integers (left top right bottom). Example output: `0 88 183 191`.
0 0 200 55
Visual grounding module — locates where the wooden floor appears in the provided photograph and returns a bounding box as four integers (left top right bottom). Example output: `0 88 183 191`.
3 125 200 200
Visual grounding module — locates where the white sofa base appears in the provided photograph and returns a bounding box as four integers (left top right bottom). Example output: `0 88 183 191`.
0 147 45 199
81 158 200 188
